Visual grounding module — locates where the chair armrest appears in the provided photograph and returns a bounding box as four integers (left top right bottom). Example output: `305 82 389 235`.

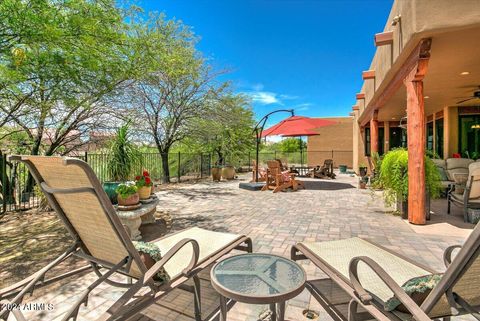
144 238 199 283
443 245 462 268
349 256 431 321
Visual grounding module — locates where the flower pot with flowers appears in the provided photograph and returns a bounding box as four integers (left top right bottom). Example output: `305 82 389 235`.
115 183 139 206
135 170 153 200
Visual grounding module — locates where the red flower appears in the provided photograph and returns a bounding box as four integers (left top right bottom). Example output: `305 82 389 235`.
143 170 150 177
135 175 141 181
145 176 152 185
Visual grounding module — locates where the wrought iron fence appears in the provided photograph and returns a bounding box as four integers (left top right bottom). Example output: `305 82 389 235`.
0 149 352 214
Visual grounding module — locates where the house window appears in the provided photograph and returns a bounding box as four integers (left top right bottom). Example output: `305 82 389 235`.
426 122 434 152
459 115 480 159
435 118 444 158
389 127 407 149
364 127 384 156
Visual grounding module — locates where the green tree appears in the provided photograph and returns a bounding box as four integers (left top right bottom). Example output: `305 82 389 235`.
189 94 255 165
0 0 134 156
121 14 226 183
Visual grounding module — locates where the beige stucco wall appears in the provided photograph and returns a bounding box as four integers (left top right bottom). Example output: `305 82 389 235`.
357 0 480 121
307 117 353 168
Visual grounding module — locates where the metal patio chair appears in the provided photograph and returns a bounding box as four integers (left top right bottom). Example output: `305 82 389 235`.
448 161 480 222
0 156 252 321
291 222 480 321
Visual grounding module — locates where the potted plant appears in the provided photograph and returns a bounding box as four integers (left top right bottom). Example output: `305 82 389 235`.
359 163 368 177
103 121 141 203
115 183 139 206
135 170 153 200
358 176 369 189
222 165 236 180
379 148 441 219
211 165 222 182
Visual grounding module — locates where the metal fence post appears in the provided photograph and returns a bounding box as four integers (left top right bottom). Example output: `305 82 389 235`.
200 153 203 178
274 150 277 160
331 150 334 159
84 151 88 163
1 154 7 214
177 152 181 183
248 151 251 171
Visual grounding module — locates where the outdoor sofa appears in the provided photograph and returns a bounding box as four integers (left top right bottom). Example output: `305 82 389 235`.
0 156 252 321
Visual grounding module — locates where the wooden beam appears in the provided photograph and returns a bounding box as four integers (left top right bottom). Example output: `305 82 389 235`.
356 93 365 100
370 111 379 153
358 38 432 126
404 41 431 226
352 105 359 111
374 31 394 46
362 70 375 80
349 112 355 116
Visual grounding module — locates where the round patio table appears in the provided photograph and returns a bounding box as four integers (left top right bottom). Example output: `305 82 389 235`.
211 253 306 321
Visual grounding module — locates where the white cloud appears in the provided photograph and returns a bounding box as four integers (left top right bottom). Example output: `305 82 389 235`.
252 83 264 91
294 103 313 111
249 91 281 105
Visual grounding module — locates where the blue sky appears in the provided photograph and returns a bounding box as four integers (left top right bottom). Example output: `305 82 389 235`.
141 0 393 125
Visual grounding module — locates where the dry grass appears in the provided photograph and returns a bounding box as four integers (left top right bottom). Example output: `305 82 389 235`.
0 211 85 288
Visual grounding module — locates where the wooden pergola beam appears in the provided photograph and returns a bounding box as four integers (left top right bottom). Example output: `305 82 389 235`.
374 31 394 46
362 70 375 80
358 38 432 126
356 93 365 100
352 105 359 111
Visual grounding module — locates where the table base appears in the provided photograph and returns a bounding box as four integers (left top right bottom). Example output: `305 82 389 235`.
219 296 285 321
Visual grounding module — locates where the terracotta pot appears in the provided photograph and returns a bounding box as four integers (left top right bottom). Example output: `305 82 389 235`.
138 186 152 200
211 167 222 181
222 166 235 180
117 193 140 206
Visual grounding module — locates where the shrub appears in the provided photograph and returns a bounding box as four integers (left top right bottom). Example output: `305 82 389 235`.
379 148 441 206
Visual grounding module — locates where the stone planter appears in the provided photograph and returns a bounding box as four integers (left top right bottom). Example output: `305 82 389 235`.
222 166 235 180
396 192 431 221
211 167 222 181
138 186 152 200
467 209 480 224
117 193 140 206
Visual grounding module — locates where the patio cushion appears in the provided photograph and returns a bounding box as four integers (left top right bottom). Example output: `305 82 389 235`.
446 158 474 181
301 238 431 302
152 227 240 278
384 274 442 312
467 162 480 199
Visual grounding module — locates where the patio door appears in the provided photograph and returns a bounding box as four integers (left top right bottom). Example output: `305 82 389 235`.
389 127 407 149
459 114 480 159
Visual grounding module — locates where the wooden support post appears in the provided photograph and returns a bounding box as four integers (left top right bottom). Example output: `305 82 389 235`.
403 39 431 225
370 111 379 154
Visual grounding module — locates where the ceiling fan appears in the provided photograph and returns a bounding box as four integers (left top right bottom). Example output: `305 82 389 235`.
457 86 480 104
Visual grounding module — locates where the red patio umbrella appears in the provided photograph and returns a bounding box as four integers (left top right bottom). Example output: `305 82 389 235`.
261 116 336 137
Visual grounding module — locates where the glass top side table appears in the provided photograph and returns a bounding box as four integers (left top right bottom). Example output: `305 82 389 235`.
211 253 306 321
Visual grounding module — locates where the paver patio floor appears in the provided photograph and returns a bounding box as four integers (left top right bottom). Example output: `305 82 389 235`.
4 173 475 321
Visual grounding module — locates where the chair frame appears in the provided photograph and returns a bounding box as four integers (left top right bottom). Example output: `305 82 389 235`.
0 156 252 321
448 173 480 222
261 160 305 193
291 233 480 321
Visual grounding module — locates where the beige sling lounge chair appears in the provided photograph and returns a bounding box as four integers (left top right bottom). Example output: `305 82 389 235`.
0 156 252 321
291 222 480 321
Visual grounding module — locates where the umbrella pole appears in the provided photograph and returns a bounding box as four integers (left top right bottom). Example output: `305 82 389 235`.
252 109 294 183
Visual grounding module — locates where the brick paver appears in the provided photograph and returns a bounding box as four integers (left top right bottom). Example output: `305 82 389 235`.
7 173 473 321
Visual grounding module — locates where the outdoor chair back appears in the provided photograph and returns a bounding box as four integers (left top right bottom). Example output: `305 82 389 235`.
446 158 474 181
466 162 480 201
421 218 480 318
14 156 146 277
